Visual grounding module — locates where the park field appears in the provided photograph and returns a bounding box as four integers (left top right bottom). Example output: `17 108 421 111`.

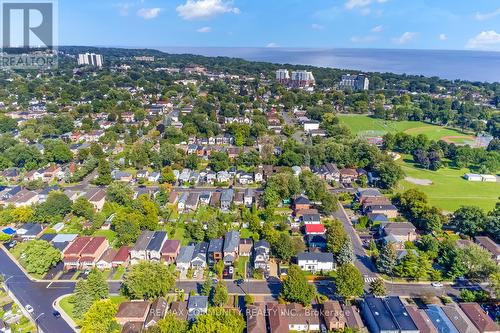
396 156 499 212
338 114 476 143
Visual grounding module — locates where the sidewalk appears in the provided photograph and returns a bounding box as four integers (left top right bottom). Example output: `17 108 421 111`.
53 295 80 332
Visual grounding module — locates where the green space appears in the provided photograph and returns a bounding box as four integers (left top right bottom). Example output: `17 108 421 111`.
93 229 118 246
234 256 249 279
59 295 127 323
112 266 126 280
396 156 499 212
339 115 475 141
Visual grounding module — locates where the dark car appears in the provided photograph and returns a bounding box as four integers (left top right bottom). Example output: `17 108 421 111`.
52 310 61 318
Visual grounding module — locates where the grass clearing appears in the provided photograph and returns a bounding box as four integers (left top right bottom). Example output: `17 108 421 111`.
234 256 249 279
59 295 127 323
93 229 118 246
339 115 474 141
396 156 499 212
112 266 126 280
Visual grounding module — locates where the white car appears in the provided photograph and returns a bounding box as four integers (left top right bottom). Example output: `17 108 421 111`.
25 304 34 313
431 282 443 288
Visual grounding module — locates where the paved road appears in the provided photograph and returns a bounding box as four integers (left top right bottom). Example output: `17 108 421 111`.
0 247 75 333
332 203 378 278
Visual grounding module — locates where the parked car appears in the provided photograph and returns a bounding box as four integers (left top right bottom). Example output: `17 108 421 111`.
25 304 34 313
52 310 61 318
431 282 443 288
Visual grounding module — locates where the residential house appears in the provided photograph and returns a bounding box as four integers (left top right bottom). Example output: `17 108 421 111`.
441 304 479 333
367 204 399 219
237 172 254 185
474 237 500 264
220 189 234 211
340 168 359 183
294 196 311 211
304 223 326 235
217 171 231 183
148 172 161 183
239 238 253 256
254 167 263 183
112 246 130 268
305 234 327 250
253 240 270 271
209 191 221 208
425 305 459 333
144 298 168 329
383 297 419 333
185 193 200 211
16 223 44 241
323 301 346 331
246 303 267 333
187 296 208 322
267 303 289 333
286 303 322 332
191 242 208 269
459 303 500 333
4 189 39 207
223 230 240 265
208 238 224 267
297 252 335 273
115 301 151 326
160 240 180 264
112 170 133 182
130 231 154 264
177 192 189 212
406 306 438 333
85 188 106 211
146 231 168 261
205 172 216 184
63 236 92 270
199 192 211 205
178 169 191 183
302 213 321 224
244 188 254 207
136 170 148 179
380 222 418 247
176 245 195 271
96 248 117 270
169 301 188 321
78 237 109 269
343 304 366 331
361 297 403 333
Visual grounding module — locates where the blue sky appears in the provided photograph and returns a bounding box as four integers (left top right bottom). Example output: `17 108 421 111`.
58 0 500 51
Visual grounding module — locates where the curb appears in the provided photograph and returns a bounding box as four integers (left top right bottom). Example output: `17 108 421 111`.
53 294 80 332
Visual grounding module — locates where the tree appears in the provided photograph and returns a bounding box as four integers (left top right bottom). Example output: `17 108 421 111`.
94 159 112 185
460 244 498 281
145 314 188 333
79 299 119 333
34 191 72 223
201 279 212 296
369 278 387 296
215 260 224 278
72 196 95 220
43 139 73 164
335 264 364 299
281 265 316 305
190 308 246 333
212 281 228 307
336 240 355 265
106 182 133 206
325 219 349 255
272 233 295 262
73 269 109 319
450 206 486 238
377 243 397 275
489 272 500 298
208 152 230 172
122 261 176 300
23 240 61 275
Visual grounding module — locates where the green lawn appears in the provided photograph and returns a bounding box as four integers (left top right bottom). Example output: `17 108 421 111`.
234 256 249 279
93 229 118 246
339 115 474 141
396 157 499 212
59 295 127 322
112 266 126 280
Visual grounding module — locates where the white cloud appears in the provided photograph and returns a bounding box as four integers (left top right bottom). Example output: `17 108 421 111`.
197 26 212 33
438 33 447 41
466 30 500 50
474 8 500 21
392 32 417 44
176 0 240 20
351 35 378 43
266 42 279 48
117 3 132 16
137 7 161 19
345 0 387 10
371 25 383 33
311 23 325 30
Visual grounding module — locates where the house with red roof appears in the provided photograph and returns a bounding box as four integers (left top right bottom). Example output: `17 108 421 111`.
305 223 326 235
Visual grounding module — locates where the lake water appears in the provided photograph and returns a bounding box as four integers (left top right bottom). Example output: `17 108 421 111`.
158 47 500 83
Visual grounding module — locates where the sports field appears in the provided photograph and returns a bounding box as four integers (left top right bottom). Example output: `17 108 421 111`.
339 115 475 142
396 156 499 212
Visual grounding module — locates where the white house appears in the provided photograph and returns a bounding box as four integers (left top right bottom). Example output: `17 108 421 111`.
464 173 482 182
481 174 497 182
297 252 335 273
303 120 320 132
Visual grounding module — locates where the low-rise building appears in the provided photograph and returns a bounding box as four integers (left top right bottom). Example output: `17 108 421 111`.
115 301 151 326
459 303 500 333
160 240 180 264
297 252 335 273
